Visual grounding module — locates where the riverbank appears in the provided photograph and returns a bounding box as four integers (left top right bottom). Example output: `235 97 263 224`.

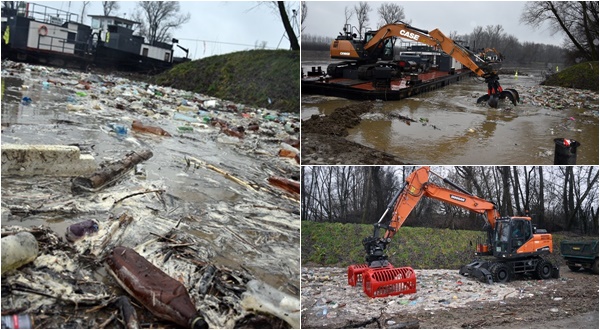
153 49 300 113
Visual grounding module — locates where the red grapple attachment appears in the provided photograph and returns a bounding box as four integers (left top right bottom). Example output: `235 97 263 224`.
362 267 417 298
347 263 394 286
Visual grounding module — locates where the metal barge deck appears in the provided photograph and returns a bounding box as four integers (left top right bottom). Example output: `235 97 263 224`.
302 69 472 101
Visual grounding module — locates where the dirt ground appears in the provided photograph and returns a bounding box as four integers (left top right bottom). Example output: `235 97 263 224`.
301 102 408 165
301 266 599 329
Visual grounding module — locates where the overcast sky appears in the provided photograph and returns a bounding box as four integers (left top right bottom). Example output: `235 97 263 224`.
36 1 300 59
303 1 563 47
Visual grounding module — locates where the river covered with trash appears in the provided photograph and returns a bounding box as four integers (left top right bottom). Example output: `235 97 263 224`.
301 52 599 165
1 61 300 328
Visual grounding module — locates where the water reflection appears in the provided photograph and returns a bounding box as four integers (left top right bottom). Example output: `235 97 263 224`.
302 74 599 164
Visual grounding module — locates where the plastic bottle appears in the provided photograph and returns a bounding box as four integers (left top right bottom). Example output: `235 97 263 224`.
66 95 78 104
204 100 217 108
173 112 198 123
131 120 172 137
65 220 99 242
1 314 33 329
177 126 194 133
176 104 196 112
108 123 128 137
66 104 85 111
1 232 39 274
242 280 300 328
21 97 32 105
106 247 207 328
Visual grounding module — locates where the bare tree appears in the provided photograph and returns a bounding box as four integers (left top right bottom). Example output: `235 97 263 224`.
79 1 90 24
301 1 307 32
277 1 300 50
354 1 371 39
344 6 353 28
521 1 599 61
377 3 405 27
133 1 190 44
251 2 300 50
102 1 120 16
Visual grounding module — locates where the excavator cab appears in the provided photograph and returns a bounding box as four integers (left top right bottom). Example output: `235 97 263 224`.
492 217 533 255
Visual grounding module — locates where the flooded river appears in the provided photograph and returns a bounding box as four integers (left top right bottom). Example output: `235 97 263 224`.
1 63 299 327
301 52 599 165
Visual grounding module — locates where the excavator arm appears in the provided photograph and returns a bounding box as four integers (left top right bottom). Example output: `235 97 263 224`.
383 167 500 241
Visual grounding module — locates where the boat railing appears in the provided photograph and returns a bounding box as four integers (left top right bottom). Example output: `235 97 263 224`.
17 2 79 26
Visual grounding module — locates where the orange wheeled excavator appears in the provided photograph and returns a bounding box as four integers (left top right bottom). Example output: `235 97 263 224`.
329 22 519 108
349 166 559 298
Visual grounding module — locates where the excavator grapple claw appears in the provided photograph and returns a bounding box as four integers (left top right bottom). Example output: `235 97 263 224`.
363 266 417 298
477 88 520 108
349 263 417 298
501 88 520 105
476 94 498 108
348 263 394 286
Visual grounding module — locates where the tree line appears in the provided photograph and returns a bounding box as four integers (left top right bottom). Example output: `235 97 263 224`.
301 166 599 236
302 25 566 66
301 1 598 66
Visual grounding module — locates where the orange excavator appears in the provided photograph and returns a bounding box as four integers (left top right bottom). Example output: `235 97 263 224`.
349 166 559 298
477 47 505 63
329 22 519 108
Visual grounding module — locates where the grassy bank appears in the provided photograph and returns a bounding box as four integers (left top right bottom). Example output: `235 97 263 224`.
302 221 597 269
153 49 299 113
542 61 599 91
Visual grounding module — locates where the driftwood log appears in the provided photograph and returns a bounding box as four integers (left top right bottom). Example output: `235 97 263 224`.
71 150 153 194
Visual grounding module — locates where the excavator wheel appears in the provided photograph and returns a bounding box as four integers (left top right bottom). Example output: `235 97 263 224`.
490 262 512 283
536 260 553 280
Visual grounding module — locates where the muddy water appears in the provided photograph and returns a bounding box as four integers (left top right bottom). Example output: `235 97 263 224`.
302 55 598 165
1 70 299 296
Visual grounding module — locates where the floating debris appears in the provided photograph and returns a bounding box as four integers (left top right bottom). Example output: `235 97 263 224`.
1 60 299 328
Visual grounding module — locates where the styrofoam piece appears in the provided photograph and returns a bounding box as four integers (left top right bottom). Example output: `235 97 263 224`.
1 144 96 177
